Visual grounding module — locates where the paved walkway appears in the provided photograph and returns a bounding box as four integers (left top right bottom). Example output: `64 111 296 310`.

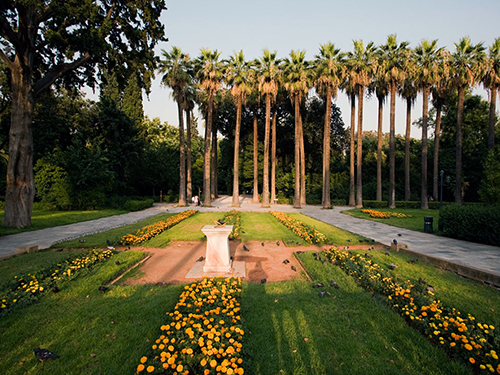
1 195 499 283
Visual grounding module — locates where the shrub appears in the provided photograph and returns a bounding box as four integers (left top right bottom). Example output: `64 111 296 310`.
34 158 72 210
440 204 500 246
124 199 154 212
479 147 500 205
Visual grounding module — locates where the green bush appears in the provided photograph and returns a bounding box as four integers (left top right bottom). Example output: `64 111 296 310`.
479 147 500 205
440 204 500 246
34 158 72 210
362 200 450 210
0 201 4 210
123 199 154 212
331 199 348 206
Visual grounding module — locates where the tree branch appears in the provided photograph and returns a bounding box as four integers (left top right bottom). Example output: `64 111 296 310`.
0 48 14 70
33 52 91 97
0 15 21 58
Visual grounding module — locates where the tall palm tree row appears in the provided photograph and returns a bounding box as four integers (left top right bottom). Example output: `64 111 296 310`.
450 38 486 204
158 35 496 207
379 34 410 209
158 46 192 206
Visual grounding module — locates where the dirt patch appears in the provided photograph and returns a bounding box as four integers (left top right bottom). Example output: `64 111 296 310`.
116 241 386 285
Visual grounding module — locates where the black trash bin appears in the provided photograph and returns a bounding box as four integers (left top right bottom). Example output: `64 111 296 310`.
424 216 433 233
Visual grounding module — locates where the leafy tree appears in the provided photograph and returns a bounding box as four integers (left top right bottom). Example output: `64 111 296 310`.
0 0 167 227
479 146 500 204
483 38 500 150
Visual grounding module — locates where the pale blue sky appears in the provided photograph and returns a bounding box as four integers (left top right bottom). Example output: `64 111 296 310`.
139 0 500 137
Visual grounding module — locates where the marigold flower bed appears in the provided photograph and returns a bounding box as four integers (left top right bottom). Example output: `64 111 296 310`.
361 209 412 219
121 210 198 245
223 211 241 240
269 211 327 244
0 248 113 314
136 277 245 374
323 247 500 373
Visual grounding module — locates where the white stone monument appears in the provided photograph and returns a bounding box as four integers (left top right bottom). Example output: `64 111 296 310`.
202 225 233 273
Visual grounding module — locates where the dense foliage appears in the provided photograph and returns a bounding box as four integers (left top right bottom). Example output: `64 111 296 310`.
439 204 500 246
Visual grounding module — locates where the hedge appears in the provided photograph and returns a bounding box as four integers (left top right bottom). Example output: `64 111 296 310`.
439 204 500 246
124 198 154 212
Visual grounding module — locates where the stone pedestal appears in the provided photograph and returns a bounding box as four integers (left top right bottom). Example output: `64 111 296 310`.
202 225 233 273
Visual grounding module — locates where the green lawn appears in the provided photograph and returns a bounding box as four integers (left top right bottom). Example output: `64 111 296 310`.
0 209 128 237
1 212 499 374
342 208 440 233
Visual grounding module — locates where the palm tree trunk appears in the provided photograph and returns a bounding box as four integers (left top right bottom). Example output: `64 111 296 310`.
404 98 411 201
4 67 35 228
356 85 364 208
262 94 271 207
294 95 301 208
388 83 396 209
433 103 442 200
232 96 242 207
271 106 277 204
349 93 356 206
455 86 465 204
211 120 217 200
421 85 429 209
186 108 192 202
299 110 306 206
202 98 213 207
322 88 332 208
252 111 259 203
376 96 383 201
178 101 187 206
488 86 497 150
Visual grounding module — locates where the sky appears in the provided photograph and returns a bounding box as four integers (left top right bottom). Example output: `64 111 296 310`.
133 0 500 138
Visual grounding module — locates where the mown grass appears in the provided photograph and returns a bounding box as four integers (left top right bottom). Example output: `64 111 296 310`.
243 252 472 375
345 248 500 328
0 209 128 237
239 212 306 245
288 213 368 245
342 208 440 233
55 213 175 249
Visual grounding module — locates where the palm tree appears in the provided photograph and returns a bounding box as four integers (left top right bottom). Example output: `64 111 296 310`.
400 76 417 202
256 50 281 207
346 40 377 208
284 50 310 208
380 34 410 208
369 69 389 201
450 37 486 204
184 83 196 202
483 38 500 150
225 51 252 207
195 49 223 207
158 46 191 206
315 42 345 208
414 39 444 208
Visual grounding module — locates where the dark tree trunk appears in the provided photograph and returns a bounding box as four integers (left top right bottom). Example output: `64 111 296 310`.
355 85 363 208
4 62 35 228
177 100 186 206
252 112 259 203
271 106 277 204
211 119 217 200
388 83 396 209
232 96 242 207
404 98 411 201
322 87 332 208
455 86 465 204
488 86 497 150
349 93 356 206
433 102 442 200
299 111 306 206
186 108 192 202
294 95 301 208
376 95 383 201
262 94 271 207
420 85 429 209
202 97 213 207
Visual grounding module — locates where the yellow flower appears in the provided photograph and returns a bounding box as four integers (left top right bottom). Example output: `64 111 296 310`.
137 364 145 373
146 366 154 373
140 357 148 364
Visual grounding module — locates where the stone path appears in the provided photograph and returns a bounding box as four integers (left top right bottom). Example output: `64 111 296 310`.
1 195 499 285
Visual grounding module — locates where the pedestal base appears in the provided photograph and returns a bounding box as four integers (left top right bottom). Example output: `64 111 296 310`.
186 260 246 279
202 225 233 273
